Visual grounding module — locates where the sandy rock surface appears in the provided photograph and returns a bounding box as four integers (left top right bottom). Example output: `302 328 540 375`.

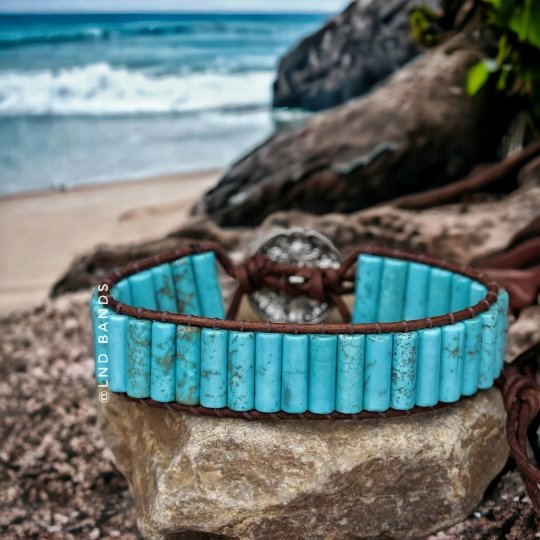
102 389 507 540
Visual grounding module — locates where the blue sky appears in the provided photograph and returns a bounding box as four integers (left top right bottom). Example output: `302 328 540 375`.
0 0 350 13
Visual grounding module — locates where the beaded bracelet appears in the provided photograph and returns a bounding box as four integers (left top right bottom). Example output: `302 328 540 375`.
90 238 509 419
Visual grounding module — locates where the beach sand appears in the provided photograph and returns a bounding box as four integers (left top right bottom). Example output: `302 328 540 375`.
0 169 220 312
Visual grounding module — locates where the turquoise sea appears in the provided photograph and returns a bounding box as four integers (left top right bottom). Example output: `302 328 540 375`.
0 13 328 196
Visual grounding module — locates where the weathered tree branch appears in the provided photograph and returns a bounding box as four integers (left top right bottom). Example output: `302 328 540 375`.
389 139 540 209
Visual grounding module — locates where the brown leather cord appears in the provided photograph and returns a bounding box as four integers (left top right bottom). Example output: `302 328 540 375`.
101 242 500 335
498 342 540 511
120 391 476 420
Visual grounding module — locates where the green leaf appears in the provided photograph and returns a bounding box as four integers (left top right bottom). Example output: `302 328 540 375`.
408 7 441 46
508 1 529 41
524 0 540 47
507 0 540 47
467 61 492 96
483 0 502 8
496 67 511 91
496 34 511 63
470 0 540 111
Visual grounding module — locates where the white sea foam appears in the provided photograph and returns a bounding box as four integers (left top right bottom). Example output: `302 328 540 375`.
0 62 274 116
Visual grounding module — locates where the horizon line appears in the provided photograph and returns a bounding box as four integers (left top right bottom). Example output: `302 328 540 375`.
0 10 336 14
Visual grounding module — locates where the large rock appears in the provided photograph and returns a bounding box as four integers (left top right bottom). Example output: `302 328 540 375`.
195 29 509 227
273 0 447 111
101 389 507 539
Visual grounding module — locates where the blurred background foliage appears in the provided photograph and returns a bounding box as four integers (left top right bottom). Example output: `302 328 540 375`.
467 0 540 132
411 0 540 133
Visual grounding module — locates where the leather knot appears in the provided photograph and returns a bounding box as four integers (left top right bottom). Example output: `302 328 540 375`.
234 253 343 303
234 252 270 294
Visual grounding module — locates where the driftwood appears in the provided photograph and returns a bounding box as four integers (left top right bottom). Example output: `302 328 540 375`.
51 169 540 297
193 28 511 227
49 221 239 298
389 140 540 209
474 236 540 314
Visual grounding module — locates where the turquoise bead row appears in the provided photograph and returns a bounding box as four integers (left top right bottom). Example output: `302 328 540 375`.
353 254 490 323
90 300 507 414
91 251 224 385
91 252 509 414
122 251 226 317
92 299 508 412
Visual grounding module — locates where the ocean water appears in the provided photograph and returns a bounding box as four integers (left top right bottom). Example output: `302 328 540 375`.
0 13 327 196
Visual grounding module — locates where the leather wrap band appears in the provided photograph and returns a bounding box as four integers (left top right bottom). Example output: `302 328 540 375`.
91 242 508 419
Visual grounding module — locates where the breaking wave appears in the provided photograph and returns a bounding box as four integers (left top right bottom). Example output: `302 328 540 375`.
0 62 274 116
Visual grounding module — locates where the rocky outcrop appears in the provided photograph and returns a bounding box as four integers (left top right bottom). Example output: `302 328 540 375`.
101 389 507 539
194 29 509 227
273 0 440 111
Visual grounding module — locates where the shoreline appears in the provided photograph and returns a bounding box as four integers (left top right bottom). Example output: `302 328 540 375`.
0 167 222 202
0 168 220 312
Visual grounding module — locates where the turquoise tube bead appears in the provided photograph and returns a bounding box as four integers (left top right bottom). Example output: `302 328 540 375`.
151 264 178 312
427 268 451 317
450 274 471 312
461 318 482 396
200 328 228 408
171 257 201 315
281 334 309 413
108 312 128 393
126 319 152 398
255 333 282 413
377 258 409 323
403 262 430 320
494 289 509 378
308 335 337 414
479 306 497 389
91 292 109 384
469 282 487 306
440 323 465 402
110 285 119 301
192 252 225 318
352 254 383 323
175 326 201 405
416 327 442 406
390 332 418 410
227 331 255 411
150 322 176 402
89 288 102 316
363 334 393 411
113 279 131 304
128 269 157 310
336 334 365 413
